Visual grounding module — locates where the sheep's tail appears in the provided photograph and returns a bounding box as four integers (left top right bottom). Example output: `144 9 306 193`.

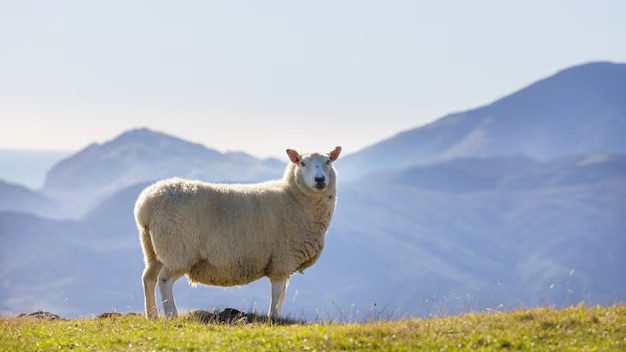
139 225 157 265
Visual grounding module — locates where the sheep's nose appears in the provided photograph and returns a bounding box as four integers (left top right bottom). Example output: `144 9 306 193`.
314 176 326 185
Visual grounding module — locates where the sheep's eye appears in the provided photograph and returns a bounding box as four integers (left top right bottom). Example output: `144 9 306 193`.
326 160 330 165
301 162 306 167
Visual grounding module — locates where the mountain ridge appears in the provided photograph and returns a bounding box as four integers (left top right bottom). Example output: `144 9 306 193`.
340 62 626 179
39 127 285 216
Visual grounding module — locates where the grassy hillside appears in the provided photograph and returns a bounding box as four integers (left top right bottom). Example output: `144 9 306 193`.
1 305 625 351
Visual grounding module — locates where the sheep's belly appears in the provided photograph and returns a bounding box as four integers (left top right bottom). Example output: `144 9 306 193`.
187 259 265 287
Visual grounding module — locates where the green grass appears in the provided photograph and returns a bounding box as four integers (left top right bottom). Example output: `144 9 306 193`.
2 305 625 351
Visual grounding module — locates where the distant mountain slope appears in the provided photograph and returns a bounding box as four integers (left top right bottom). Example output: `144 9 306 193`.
40 128 285 215
341 62 626 179
81 182 150 239
0 180 60 218
0 211 137 316
332 168 626 313
383 153 626 193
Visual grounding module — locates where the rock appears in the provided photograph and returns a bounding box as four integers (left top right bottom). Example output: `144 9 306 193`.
97 312 123 319
18 311 63 320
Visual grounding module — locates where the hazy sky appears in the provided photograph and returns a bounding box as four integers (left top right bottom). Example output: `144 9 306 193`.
1 1 625 158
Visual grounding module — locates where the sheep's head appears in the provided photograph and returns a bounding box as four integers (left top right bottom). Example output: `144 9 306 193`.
286 147 341 193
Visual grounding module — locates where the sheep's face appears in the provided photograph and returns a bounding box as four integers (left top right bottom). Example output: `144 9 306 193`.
286 147 341 193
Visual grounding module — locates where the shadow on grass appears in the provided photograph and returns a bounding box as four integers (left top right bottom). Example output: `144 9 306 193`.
185 308 303 325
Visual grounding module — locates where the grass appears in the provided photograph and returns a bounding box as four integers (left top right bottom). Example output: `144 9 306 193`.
1 305 625 351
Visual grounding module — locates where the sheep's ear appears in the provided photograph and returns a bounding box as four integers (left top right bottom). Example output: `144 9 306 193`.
286 149 301 164
328 146 342 161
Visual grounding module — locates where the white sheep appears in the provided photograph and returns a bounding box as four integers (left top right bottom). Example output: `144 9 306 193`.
135 146 342 319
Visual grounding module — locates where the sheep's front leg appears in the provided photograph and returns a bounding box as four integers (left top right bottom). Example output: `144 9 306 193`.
158 268 181 318
268 277 288 319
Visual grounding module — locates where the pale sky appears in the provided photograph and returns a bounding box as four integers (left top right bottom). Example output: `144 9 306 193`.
1 0 625 158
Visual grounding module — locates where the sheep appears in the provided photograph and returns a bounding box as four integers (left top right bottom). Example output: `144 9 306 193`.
135 146 342 319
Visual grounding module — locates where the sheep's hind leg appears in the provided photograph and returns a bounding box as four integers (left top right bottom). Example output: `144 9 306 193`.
158 268 182 318
268 277 289 319
142 260 163 319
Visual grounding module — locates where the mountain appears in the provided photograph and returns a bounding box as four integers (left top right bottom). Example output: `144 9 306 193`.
2 154 625 317
341 62 626 179
40 128 285 216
